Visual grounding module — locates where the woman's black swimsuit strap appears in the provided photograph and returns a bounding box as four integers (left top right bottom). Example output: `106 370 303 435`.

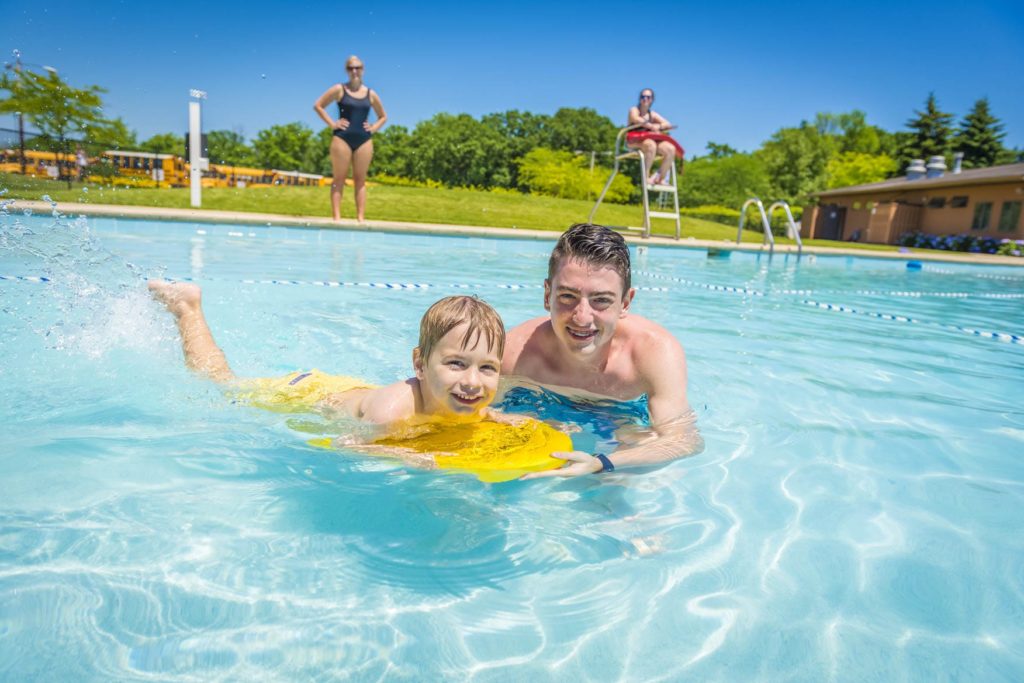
334 86 373 151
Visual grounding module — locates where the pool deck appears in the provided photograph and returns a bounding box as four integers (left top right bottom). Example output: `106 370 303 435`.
15 199 1024 267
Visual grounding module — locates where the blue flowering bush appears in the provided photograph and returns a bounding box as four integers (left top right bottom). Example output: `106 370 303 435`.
897 232 1023 257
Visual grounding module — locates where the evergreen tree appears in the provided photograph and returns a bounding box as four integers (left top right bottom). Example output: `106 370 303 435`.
902 93 953 166
954 97 1007 169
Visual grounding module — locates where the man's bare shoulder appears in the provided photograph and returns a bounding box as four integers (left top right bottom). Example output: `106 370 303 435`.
621 314 687 370
503 316 554 373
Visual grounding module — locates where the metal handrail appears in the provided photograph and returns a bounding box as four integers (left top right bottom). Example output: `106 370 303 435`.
589 125 644 224
589 125 680 239
736 198 775 253
766 200 803 254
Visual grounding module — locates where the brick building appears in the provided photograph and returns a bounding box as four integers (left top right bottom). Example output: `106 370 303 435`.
804 157 1024 244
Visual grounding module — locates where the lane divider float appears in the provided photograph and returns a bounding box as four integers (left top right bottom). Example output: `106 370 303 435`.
802 299 1023 346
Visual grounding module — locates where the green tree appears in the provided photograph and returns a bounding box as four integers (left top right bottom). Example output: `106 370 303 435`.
902 93 954 165
756 122 834 203
705 141 738 159
83 116 136 153
207 129 255 166
0 66 115 187
678 153 772 208
407 113 511 188
140 132 182 155
301 127 333 176
372 124 414 178
516 147 632 202
814 110 889 155
825 152 898 189
954 97 1007 169
546 107 618 157
252 122 315 172
481 110 550 186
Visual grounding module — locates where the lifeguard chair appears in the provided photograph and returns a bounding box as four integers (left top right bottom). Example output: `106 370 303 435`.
588 125 682 239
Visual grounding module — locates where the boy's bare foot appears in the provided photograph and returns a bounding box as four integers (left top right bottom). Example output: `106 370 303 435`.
148 280 202 318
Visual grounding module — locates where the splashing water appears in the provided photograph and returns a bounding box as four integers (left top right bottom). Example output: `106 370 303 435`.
0 211 170 360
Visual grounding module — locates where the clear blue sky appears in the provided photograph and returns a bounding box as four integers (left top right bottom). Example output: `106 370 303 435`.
4 0 1023 156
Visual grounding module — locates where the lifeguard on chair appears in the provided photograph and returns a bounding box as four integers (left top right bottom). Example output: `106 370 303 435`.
589 87 683 239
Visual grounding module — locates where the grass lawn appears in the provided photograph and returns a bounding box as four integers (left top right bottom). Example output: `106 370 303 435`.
2 172 895 251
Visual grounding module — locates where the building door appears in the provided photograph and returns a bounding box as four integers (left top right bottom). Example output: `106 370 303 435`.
817 204 846 240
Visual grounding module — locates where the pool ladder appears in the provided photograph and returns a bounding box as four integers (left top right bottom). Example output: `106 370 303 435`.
589 126 681 239
736 198 803 255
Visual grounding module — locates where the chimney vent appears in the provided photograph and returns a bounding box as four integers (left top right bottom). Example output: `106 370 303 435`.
906 159 927 180
952 152 964 174
925 156 947 179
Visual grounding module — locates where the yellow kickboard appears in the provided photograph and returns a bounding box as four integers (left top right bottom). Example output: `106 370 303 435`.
313 419 571 482
377 419 571 482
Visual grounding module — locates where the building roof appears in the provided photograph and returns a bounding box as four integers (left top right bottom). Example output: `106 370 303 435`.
815 162 1024 198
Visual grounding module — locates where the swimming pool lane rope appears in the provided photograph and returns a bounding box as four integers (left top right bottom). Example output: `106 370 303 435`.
801 300 1024 346
4 273 1021 346
633 270 1024 300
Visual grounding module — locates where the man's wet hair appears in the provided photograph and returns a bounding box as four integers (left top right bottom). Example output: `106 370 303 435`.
418 295 505 362
548 223 632 294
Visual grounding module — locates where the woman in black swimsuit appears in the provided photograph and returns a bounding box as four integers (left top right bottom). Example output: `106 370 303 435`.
314 55 388 222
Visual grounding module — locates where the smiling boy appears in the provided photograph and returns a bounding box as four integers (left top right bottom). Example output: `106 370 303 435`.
149 281 504 425
501 223 703 477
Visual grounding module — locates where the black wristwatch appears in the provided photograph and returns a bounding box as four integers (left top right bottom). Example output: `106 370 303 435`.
593 453 615 473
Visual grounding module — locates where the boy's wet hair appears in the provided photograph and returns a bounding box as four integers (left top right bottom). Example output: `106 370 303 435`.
418 296 505 362
548 223 632 294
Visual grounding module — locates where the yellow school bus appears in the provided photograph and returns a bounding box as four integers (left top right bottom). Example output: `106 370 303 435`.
2 146 332 190
0 149 83 178
102 150 188 187
205 163 276 188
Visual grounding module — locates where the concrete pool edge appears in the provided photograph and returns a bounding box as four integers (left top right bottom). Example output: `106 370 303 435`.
12 199 1024 267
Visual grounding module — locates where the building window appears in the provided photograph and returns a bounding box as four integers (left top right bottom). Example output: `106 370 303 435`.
950 196 969 208
927 196 946 209
972 202 993 230
998 201 1022 233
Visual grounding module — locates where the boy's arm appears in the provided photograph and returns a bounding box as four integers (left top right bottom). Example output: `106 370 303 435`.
321 380 418 424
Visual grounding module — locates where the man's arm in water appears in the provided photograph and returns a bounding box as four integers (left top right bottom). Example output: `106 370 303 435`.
521 329 703 479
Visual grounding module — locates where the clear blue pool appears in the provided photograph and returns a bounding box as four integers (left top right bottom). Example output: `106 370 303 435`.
2 210 1023 680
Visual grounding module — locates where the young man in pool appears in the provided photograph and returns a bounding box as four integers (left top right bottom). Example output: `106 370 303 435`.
501 223 703 478
149 282 505 426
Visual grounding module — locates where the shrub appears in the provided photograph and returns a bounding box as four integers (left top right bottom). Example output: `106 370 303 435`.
370 174 444 190
517 147 633 202
679 205 740 226
897 232 1022 256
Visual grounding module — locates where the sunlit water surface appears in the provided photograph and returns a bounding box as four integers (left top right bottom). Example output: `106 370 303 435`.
1 208 1022 681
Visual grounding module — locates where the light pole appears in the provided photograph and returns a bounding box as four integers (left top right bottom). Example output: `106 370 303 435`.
3 50 26 175
188 89 208 208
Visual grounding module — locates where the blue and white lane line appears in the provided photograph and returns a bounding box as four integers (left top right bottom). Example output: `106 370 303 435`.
4 274 1019 345
802 299 1024 345
0 275 50 283
633 270 1024 299
0 275 670 292
634 270 766 296
924 266 1024 282
5 270 1019 298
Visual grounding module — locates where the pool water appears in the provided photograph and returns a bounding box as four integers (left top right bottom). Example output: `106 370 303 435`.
2 210 1023 681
